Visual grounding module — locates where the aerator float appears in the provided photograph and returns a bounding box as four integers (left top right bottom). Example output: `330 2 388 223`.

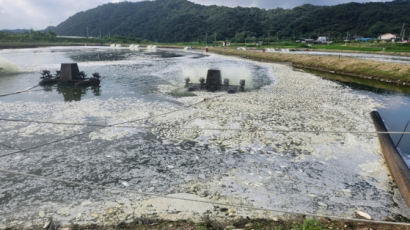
184 69 245 93
40 63 101 87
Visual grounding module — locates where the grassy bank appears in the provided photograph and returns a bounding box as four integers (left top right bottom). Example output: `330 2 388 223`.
208 47 410 86
305 69 410 95
119 219 409 230
2 39 409 57
41 218 410 230
229 41 410 57
156 41 410 56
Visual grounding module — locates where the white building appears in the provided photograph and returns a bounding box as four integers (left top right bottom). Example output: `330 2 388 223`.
316 36 328 44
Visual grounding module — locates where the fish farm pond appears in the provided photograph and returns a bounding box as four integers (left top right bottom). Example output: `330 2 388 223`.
0 46 409 228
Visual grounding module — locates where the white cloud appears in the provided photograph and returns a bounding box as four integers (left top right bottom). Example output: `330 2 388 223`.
0 0 393 30
0 0 142 29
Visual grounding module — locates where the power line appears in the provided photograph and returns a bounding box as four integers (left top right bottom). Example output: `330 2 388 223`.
0 84 39 97
0 118 109 127
158 127 410 135
395 120 410 148
1 117 410 135
0 95 224 159
0 167 408 227
0 128 99 159
0 142 16 150
112 94 225 126
1 93 409 226
0 118 149 129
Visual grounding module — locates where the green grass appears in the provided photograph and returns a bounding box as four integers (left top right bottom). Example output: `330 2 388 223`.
293 219 327 230
49 217 410 230
126 219 328 230
228 41 410 55
2 33 409 56
314 43 410 53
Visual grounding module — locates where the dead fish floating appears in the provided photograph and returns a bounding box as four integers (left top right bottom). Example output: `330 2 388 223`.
185 69 245 93
40 63 101 87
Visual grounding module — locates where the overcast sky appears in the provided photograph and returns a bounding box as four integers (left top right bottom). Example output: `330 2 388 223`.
0 0 392 30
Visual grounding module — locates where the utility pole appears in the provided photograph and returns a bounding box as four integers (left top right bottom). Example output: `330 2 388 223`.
400 23 406 41
403 28 406 42
345 32 350 41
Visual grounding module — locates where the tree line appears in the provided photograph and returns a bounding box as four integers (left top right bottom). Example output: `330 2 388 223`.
31 0 410 42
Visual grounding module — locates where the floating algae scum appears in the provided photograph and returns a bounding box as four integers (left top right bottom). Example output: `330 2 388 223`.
0 46 409 228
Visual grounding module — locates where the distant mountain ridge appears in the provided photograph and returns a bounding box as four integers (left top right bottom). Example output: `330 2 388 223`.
53 0 410 42
1 29 30 33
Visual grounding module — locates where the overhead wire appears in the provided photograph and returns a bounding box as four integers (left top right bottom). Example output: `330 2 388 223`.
1 92 409 226
111 93 226 126
1 51 409 226
1 117 410 135
0 94 224 159
0 167 408 227
0 142 16 150
0 84 39 97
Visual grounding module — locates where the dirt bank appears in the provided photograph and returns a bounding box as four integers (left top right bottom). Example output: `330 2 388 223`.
208 48 410 87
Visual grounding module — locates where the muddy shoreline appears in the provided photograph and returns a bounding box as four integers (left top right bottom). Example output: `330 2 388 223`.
11 217 410 230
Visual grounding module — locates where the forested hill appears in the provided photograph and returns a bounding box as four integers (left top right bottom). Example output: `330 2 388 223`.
52 0 410 42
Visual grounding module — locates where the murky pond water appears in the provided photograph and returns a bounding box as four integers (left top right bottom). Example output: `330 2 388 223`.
0 46 409 227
